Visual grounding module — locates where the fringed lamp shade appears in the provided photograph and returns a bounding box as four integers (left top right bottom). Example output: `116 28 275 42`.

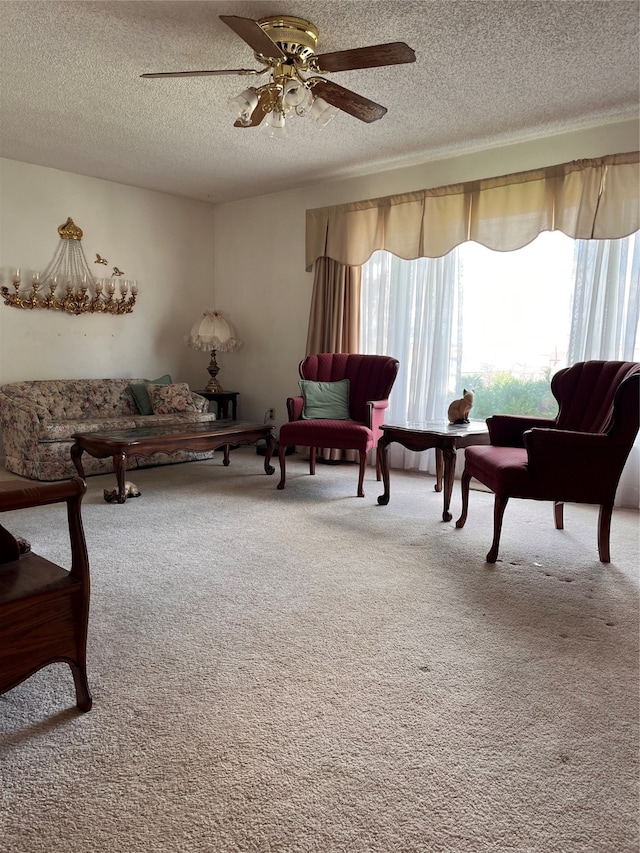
186 309 241 393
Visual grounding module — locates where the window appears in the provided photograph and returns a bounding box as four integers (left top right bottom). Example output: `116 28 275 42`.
362 231 639 423
456 232 575 419
361 231 639 503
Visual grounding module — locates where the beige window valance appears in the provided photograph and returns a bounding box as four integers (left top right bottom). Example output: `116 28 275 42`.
305 151 640 271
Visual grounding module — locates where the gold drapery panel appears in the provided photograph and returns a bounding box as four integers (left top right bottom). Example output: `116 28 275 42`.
305 257 361 356
305 152 640 270
305 257 361 462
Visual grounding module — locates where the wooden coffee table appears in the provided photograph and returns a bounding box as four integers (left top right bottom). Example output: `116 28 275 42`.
377 420 490 521
71 421 275 503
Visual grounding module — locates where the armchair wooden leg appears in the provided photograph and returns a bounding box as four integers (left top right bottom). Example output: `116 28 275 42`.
486 495 509 564
375 447 381 481
277 443 287 490
71 663 92 712
455 470 472 529
357 450 366 497
597 504 612 563
554 501 564 529
309 447 316 476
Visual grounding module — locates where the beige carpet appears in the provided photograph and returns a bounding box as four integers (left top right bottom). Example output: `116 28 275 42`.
1 450 638 853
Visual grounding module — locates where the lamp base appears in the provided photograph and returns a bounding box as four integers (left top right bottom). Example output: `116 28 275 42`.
205 349 224 393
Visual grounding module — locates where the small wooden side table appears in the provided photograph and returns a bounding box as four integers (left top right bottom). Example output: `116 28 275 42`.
377 420 490 521
196 390 239 420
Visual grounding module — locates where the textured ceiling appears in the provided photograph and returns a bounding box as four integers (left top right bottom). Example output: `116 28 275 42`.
0 0 638 204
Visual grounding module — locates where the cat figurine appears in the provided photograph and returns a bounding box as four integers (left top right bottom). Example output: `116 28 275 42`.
448 389 474 424
103 481 142 503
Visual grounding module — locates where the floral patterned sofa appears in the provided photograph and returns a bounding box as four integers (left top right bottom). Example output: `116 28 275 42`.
0 378 219 481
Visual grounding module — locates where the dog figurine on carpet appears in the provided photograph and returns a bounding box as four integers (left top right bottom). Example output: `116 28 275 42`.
447 389 474 424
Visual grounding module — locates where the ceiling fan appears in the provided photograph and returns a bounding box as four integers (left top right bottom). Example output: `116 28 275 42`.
141 15 416 136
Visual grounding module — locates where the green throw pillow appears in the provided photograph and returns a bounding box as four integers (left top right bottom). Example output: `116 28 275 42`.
300 379 351 420
129 374 172 415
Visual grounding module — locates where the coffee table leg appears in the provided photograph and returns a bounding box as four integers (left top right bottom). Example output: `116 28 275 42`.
442 446 456 521
109 451 129 504
263 434 275 475
377 437 391 505
71 443 86 479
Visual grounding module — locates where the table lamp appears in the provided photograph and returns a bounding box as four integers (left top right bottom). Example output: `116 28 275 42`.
186 309 241 393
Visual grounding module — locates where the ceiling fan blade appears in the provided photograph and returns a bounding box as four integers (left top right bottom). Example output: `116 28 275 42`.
314 42 416 73
233 90 271 128
141 69 261 78
219 15 286 61
311 79 387 123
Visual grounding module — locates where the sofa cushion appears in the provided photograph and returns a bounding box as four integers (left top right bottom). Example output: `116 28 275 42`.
129 375 172 415
147 383 199 415
39 417 140 442
300 379 351 420
0 378 142 421
132 412 219 428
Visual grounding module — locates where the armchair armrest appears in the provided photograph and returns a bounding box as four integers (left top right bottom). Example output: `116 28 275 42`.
0 477 86 511
0 478 89 581
366 399 390 432
524 429 624 503
286 395 304 422
488 414 557 447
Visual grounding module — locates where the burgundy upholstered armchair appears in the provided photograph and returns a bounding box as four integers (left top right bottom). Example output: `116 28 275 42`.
456 360 640 563
277 353 399 497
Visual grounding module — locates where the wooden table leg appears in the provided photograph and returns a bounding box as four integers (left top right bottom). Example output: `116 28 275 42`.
70 443 86 479
377 437 391 505
441 446 456 521
434 448 443 493
263 433 275 475
107 450 129 504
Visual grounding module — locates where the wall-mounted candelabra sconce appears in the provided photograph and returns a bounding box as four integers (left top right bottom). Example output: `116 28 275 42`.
1 217 138 316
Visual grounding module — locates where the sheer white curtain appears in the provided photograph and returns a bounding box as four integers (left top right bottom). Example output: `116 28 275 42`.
568 233 639 363
361 250 459 472
361 234 639 504
568 232 640 507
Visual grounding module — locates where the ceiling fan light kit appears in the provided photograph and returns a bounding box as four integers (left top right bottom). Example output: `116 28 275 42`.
141 14 416 136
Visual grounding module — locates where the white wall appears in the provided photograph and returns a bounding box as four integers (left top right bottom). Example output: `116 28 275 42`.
1 118 638 434
212 120 640 427
0 158 216 389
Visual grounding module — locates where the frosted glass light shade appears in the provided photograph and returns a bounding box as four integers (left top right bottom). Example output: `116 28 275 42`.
227 88 259 121
309 97 339 128
282 78 308 108
261 111 287 139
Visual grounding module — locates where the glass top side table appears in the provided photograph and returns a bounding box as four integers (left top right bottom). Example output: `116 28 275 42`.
377 420 490 521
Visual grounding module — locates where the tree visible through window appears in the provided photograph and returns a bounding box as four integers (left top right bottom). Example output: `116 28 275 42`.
457 232 575 418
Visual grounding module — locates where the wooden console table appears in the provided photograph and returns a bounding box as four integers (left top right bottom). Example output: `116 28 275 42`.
377 420 490 521
71 421 275 504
